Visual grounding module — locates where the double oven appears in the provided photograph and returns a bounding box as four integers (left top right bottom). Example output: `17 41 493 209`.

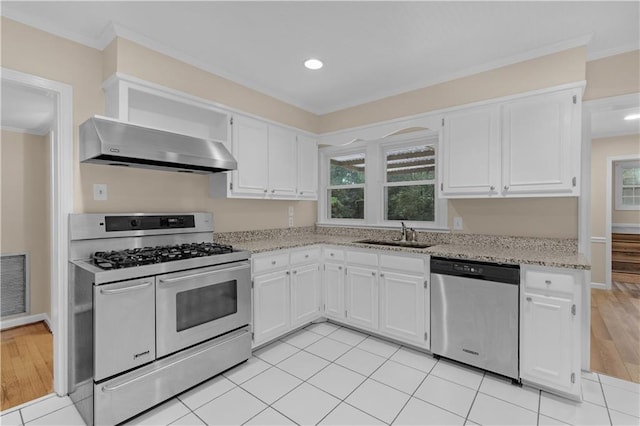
68 213 251 425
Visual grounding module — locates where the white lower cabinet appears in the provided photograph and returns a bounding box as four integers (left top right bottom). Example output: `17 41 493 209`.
345 265 379 330
291 263 321 327
253 270 290 346
379 271 428 348
323 262 345 320
520 265 582 398
252 248 321 347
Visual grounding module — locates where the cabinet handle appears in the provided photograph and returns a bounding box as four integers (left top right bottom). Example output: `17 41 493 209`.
526 297 532 302
338 266 342 270
286 271 290 275
271 260 276 265
263 189 268 193
293 270 297 275
380 273 385 277
305 254 309 258
100 281 151 295
271 189 276 193
300 191 303 195
545 280 551 285
372 272 376 276
504 185 509 191
490 185 495 191
330 253 334 257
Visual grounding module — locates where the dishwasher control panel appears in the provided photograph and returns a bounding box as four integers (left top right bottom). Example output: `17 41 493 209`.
431 257 520 284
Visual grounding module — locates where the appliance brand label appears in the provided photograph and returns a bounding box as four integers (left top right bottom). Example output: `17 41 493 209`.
109 147 120 153
462 348 479 356
134 350 150 359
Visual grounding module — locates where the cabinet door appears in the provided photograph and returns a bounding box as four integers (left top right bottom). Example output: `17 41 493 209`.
501 91 576 195
323 262 345 320
379 271 427 346
441 106 500 197
296 134 318 199
253 270 290 345
268 125 297 197
291 263 321 326
232 115 269 196
345 266 378 330
521 292 576 394
94 278 155 381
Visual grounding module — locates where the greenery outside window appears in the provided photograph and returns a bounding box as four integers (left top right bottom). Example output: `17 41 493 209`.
328 153 366 219
616 161 640 210
384 144 436 222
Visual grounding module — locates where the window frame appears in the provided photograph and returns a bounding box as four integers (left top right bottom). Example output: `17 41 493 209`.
318 130 447 230
380 137 439 228
324 147 368 223
615 160 640 211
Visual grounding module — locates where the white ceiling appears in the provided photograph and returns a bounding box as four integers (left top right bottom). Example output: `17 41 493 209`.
592 106 640 140
1 81 56 135
2 1 639 114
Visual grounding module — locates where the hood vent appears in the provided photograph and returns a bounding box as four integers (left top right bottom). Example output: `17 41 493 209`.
79 116 237 174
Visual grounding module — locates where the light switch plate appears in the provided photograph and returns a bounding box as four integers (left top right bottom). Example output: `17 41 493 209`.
453 216 463 230
93 184 107 201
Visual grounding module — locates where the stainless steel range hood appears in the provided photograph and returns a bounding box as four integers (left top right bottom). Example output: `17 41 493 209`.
79 116 237 174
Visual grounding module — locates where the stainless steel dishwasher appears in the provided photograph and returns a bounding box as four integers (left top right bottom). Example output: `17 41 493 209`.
431 257 520 381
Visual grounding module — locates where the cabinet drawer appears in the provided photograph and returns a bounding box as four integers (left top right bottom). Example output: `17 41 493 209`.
290 247 321 265
253 252 290 274
524 269 574 294
346 250 378 266
380 254 425 274
323 247 344 261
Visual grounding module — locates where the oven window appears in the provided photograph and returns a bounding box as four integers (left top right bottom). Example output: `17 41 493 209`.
175 280 237 331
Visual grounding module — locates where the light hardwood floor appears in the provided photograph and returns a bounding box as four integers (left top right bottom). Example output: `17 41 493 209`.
1 321 53 411
591 277 640 383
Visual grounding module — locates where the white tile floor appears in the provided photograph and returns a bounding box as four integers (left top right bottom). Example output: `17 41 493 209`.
2 322 639 426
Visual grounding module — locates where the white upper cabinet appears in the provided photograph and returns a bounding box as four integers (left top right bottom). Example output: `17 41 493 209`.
440 87 581 199
268 125 298 197
211 114 319 200
232 115 270 196
441 106 500 196
501 91 577 195
297 134 318 200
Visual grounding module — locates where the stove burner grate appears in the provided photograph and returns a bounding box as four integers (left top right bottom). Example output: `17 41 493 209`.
92 242 234 270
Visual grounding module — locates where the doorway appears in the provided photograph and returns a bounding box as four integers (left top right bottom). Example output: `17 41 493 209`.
587 93 640 383
0 69 73 407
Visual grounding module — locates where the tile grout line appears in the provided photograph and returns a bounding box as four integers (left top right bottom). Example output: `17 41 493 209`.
597 374 615 426
313 343 404 425
463 371 485 424
388 354 439 425
536 387 541 426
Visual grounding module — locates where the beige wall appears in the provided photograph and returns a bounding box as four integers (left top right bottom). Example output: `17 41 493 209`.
448 198 579 239
1 131 51 318
319 47 586 133
2 18 318 232
590 134 640 283
584 50 640 101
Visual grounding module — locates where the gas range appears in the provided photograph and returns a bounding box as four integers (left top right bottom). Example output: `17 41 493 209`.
68 213 252 425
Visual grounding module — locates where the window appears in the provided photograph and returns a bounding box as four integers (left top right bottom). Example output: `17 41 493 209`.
319 129 446 229
616 161 640 210
328 152 366 219
383 144 436 222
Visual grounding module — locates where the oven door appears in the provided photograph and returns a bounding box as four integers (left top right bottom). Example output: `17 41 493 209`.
156 260 251 358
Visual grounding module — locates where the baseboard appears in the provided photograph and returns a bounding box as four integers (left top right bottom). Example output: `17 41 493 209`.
591 282 608 289
612 223 640 235
0 312 50 331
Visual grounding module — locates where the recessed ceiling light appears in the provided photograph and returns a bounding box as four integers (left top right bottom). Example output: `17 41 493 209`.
304 58 323 70
624 113 640 120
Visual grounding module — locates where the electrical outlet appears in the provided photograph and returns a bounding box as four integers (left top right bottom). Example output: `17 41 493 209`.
93 184 107 201
453 216 463 230
288 216 294 227
288 206 294 217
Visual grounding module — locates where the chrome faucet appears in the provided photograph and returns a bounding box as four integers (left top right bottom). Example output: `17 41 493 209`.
400 222 407 242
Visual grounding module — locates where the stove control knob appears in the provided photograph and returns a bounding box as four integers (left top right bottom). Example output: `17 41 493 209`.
130 219 140 227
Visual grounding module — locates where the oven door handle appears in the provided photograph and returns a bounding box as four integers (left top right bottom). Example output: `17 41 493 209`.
99 281 152 295
158 263 250 286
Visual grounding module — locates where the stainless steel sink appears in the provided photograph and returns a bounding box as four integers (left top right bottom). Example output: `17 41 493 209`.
354 239 433 249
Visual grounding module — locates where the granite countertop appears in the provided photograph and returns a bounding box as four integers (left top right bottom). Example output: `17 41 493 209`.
224 230 590 270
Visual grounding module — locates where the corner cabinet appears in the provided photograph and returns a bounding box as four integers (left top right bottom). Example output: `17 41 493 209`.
440 87 582 198
210 114 318 200
251 247 321 347
520 265 583 399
